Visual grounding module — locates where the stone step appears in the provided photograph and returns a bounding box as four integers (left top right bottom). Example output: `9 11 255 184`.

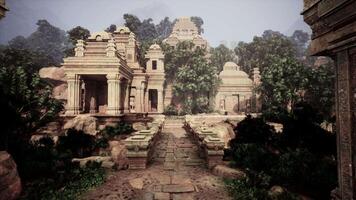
162 184 195 193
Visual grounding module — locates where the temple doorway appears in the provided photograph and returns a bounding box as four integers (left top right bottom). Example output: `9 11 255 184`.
81 75 108 114
148 89 158 112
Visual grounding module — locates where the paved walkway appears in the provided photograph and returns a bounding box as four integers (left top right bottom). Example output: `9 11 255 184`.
81 118 230 200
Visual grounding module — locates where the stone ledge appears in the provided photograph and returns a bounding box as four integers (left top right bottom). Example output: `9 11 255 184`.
124 118 164 169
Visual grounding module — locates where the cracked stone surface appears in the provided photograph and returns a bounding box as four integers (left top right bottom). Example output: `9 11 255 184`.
81 118 231 200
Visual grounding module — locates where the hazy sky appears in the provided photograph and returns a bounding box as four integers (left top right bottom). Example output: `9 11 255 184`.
0 0 310 47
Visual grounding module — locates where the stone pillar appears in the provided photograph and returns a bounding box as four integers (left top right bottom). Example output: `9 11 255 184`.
106 74 120 115
135 86 142 113
65 74 81 115
140 82 145 112
157 89 164 113
124 82 130 113
334 50 355 199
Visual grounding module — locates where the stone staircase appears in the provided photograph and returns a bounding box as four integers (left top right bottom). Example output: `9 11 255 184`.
152 118 206 170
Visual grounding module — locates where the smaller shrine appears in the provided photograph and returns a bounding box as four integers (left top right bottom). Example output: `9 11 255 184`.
215 62 259 114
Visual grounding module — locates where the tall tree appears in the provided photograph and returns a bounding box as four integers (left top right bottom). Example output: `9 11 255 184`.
138 18 158 42
123 14 142 34
163 41 218 114
105 24 117 33
235 30 296 73
26 20 70 66
66 26 90 56
289 30 310 60
260 55 310 119
156 17 174 39
210 44 236 72
67 26 90 43
0 47 63 150
191 16 204 34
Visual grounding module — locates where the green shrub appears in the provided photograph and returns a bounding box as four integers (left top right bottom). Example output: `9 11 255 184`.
230 115 276 145
57 129 96 158
225 171 298 200
21 161 106 200
101 122 133 139
230 143 277 171
163 105 178 115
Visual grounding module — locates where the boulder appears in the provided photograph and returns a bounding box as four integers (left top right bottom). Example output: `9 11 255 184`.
109 141 128 170
268 185 285 197
72 156 115 169
64 115 98 136
212 165 246 179
0 151 22 200
36 121 62 135
132 122 147 131
39 66 65 81
129 178 144 190
52 83 67 100
39 67 67 100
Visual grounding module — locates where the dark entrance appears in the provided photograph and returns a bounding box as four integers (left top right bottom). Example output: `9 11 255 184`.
148 89 158 112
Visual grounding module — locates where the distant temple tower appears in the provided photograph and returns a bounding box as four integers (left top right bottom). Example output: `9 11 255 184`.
164 17 209 49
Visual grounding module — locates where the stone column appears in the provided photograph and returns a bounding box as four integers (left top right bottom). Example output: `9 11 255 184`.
124 82 131 113
65 74 81 115
157 89 164 113
141 82 145 113
106 74 120 115
334 50 355 199
135 86 142 113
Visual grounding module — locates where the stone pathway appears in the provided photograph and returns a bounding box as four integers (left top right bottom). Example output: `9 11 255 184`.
81 118 231 200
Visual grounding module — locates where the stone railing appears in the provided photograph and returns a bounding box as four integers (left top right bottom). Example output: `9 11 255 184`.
185 121 225 168
124 119 164 169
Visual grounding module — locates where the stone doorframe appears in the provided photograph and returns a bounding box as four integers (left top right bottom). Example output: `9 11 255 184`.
65 73 131 116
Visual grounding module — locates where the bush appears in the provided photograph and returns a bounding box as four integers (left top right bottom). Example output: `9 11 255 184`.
57 129 96 158
101 122 133 139
163 105 178 115
230 143 277 171
225 171 298 200
20 161 106 200
228 114 337 199
230 115 276 145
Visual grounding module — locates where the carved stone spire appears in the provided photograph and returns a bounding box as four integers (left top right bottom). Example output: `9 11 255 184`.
106 39 116 57
74 40 85 57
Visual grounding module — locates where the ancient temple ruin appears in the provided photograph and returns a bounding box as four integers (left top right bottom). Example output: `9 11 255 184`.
63 27 165 116
62 18 258 116
215 62 256 114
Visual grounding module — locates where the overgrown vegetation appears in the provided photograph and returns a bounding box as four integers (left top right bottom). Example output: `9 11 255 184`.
228 112 337 199
100 122 134 139
20 161 105 200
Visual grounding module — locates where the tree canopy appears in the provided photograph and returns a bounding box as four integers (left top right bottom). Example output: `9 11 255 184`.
210 44 236 72
163 41 218 114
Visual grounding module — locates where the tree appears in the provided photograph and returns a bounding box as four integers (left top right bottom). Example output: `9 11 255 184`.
67 26 90 43
8 36 29 50
0 47 63 150
260 55 310 119
138 18 158 42
156 17 174 39
235 30 296 73
163 41 218 114
66 26 90 56
26 20 70 66
105 24 117 33
123 14 142 34
289 30 310 60
210 44 236 72
191 16 204 34
305 62 335 121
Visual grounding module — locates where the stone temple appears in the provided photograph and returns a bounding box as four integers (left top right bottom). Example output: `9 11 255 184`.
62 17 259 116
